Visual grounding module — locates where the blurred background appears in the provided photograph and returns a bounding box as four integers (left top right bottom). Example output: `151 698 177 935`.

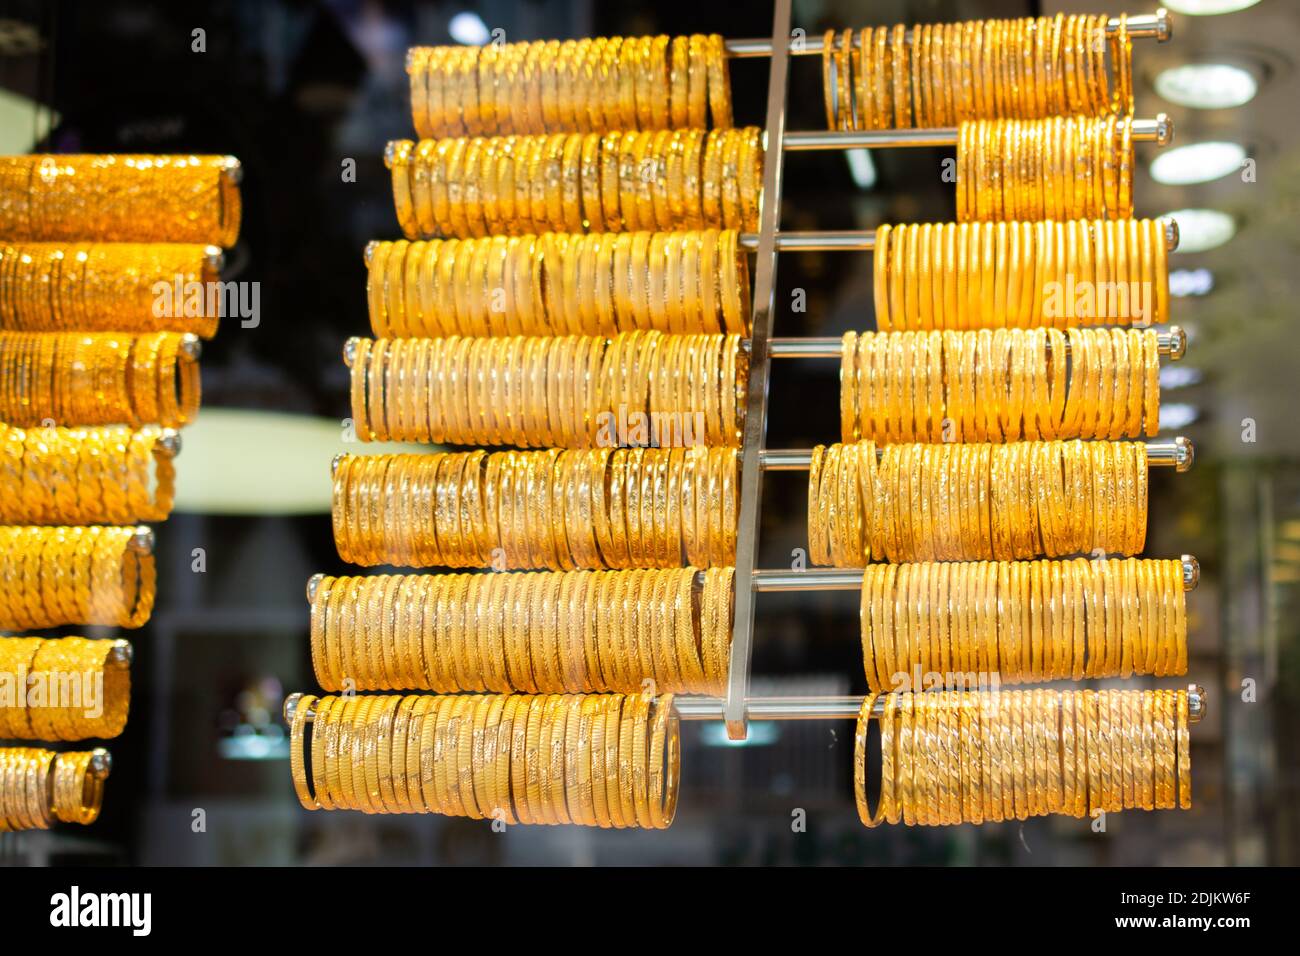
0 0 1294 865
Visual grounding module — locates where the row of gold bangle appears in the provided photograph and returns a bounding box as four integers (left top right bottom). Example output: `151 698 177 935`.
290 691 679 828
873 219 1170 330
859 558 1188 692
808 439 1148 565
389 128 763 239
0 155 241 245
855 688 1190 827
0 423 175 525
349 332 746 448
0 748 108 831
957 116 1135 222
0 242 221 337
0 636 131 740
823 14 1133 131
367 230 750 338
410 35 732 137
332 448 738 570
310 569 732 695
839 327 1162 444
0 526 155 630
0 331 200 429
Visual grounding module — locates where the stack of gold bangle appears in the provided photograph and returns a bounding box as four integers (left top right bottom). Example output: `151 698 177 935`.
854 687 1190 826
0 636 131 739
0 154 241 245
0 331 200 428
859 558 1188 692
873 219 1170 330
0 242 221 337
957 116 1135 221
0 748 108 831
388 127 762 239
0 526 155 629
332 448 737 570
367 230 751 337
808 439 1148 565
822 14 1133 131
290 691 679 827
310 568 732 695
839 327 1161 443
349 332 746 447
0 423 176 525
409 35 733 136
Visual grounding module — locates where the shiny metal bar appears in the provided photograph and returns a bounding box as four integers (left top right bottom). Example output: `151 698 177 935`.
739 216 1178 253
783 115 1172 150
726 0 794 742
677 683 1204 723
751 555 1199 592
283 682 1204 725
770 327 1186 359
724 10 1172 56
760 437 1194 472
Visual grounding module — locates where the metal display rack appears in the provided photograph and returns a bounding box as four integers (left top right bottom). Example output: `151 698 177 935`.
287 3 1209 739
719 1 1198 740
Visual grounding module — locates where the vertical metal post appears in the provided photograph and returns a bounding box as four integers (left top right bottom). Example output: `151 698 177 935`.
725 0 793 740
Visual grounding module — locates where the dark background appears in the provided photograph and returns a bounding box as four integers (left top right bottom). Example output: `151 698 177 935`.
0 0 1295 865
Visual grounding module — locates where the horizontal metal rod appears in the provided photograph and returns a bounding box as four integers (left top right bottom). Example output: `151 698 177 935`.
676 683 1203 723
760 436 1194 472
783 115 1172 150
738 218 1179 254
752 554 1199 592
770 327 1185 360
306 553 1199 604
284 682 1204 725
725 11 1171 56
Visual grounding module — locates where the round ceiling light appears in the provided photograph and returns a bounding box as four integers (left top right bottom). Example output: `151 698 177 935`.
1164 209 1236 253
1151 141 1247 185
1155 62 1258 109
1164 0 1261 15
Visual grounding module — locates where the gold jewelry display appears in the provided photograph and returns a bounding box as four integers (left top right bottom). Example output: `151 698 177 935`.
290 691 680 828
0 526 155 630
367 230 750 337
858 557 1188 691
0 242 222 337
0 423 176 525
309 568 732 695
956 116 1136 221
0 331 200 428
823 14 1132 130
0 636 131 740
0 747 109 831
387 129 762 239
840 328 1161 443
808 439 1148 564
349 332 746 447
0 154 241 245
854 687 1190 826
409 35 732 136
332 448 737 569
873 219 1169 330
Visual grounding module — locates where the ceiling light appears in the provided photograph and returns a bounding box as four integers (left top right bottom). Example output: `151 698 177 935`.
1151 142 1246 185
846 148 877 189
1159 366 1203 389
1170 268 1215 297
1159 403 1200 430
1155 63 1258 109
448 11 490 45
1165 0 1261 15
1165 209 1236 253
